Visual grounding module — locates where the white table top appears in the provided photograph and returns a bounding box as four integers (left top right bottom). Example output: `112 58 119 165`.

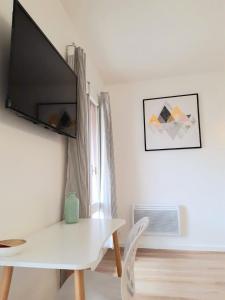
0 218 125 270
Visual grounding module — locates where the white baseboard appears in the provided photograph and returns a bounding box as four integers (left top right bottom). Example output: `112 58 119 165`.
137 242 225 252
120 241 225 252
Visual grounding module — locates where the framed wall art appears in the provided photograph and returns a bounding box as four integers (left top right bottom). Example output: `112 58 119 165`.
143 93 202 151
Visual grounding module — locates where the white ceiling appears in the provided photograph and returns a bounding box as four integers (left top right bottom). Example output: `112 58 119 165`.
61 0 225 84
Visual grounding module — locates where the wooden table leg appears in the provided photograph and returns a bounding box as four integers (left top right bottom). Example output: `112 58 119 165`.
0 267 13 300
74 270 85 300
113 231 122 277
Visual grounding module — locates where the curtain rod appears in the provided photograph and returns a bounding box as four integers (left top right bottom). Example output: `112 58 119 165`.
66 42 76 49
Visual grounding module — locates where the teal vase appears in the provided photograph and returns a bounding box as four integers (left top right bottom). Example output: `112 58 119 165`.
64 192 79 224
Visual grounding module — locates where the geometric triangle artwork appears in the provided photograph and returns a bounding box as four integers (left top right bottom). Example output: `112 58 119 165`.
148 102 195 140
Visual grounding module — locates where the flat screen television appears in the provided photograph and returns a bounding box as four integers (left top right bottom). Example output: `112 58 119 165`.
6 0 78 138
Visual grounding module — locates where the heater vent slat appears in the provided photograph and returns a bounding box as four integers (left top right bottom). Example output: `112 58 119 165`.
133 205 181 236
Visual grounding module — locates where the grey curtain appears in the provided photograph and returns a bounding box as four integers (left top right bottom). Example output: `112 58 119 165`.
65 45 90 218
99 92 117 218
60 45 90 287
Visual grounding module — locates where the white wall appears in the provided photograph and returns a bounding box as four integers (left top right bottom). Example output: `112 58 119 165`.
0 1 103 299
108 72 225 251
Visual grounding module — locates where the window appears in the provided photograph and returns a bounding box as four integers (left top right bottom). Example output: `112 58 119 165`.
89 95 113 247
89 100 101 218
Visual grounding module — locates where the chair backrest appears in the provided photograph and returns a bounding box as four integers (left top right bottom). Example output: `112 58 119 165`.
121 217 149 300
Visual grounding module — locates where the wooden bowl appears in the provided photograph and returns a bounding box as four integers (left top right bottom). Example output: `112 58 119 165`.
0 239 26 256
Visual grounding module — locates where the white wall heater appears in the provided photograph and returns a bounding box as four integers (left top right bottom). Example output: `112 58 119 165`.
133 205 181 236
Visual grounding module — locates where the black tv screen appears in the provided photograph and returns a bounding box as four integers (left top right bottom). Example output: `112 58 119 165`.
6 0 78 138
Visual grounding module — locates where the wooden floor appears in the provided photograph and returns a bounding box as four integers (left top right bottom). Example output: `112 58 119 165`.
97 249 225 300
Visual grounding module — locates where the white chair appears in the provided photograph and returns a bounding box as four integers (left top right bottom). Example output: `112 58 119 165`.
57 217 149 300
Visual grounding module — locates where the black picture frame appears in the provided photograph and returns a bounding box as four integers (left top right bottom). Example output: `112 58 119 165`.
143 93 202 151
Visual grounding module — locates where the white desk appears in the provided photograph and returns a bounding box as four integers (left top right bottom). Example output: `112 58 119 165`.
0 218 125 300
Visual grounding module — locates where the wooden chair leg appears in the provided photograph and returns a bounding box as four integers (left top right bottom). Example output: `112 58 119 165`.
74 270 85 300
0 267 13 300
113 231 122 277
